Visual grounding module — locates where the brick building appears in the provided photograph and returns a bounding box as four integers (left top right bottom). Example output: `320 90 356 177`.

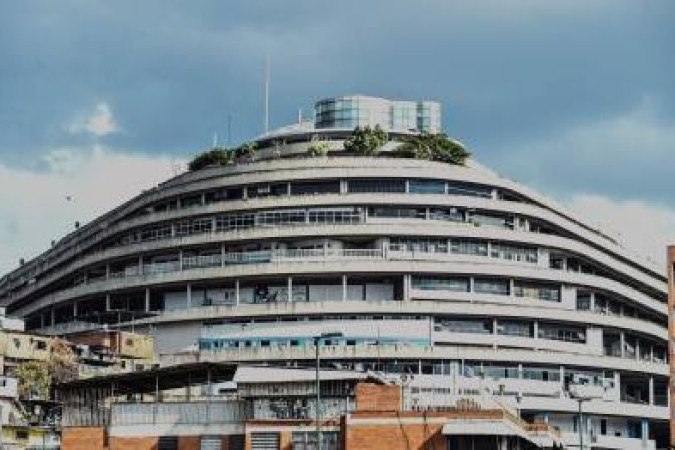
58 363 563 450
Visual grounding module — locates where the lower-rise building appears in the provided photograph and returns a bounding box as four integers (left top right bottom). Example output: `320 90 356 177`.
57 362 563 450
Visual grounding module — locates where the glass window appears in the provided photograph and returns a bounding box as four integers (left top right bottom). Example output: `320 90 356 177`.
513 282 560 302
411 276 470 292
496 321 533 337
446 181 492 198
474 278 509 295
435 319 492 334
291 181 340 195
450 240 488 256
349 179 406 193
538 323 586 343
408 179 445 194
369 207 426 219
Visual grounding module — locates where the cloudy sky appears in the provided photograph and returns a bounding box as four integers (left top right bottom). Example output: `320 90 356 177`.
1 0 674 274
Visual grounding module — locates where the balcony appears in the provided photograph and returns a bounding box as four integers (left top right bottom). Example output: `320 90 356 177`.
110 400 250 426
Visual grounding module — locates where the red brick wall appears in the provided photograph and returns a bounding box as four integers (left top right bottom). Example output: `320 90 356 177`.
355 383 401 412
178 436 200 450
109 436 158 450
61 427 107 450
344 422 445 450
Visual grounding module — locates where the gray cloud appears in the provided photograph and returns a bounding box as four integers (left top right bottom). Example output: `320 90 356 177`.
0 0 673 201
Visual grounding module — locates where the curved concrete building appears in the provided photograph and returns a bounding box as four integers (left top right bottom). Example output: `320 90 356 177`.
0 97 669 448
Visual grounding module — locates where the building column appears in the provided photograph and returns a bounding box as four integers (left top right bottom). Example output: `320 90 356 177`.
105 294 111 311
179 250 184 270
186 283 192 308
145 288 151 312
235 279 240 306
287 276 293 303
649 376 654 405
138 256 144 275
73 301 78 318
403 274 411 302
614 371 621 402
342 275 348 301
105 264 110 279
559 366 565 398
620 332 625 358
221 245 226 267
641 419 649 445
50 308 55 326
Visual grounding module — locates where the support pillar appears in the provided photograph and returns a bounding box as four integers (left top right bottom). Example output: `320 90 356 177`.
186 283 192 308
620 332 625 358
105 294 111 311
649 376 654 405
138 256 144 275
403 274 411 301
50 308 55 326
235 279 240 306
342 275 347 301
287 277 293 303
73 301 78 318
145 288 151 312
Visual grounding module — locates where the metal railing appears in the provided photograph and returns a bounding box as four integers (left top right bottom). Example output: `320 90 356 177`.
110 400 250 425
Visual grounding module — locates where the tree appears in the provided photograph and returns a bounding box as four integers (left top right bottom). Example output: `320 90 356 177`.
393 132 470 165
15 361 51 400
188 147 234 171
15 338 78 401
47 337 78 385
343 125 388 156
306 139 331 157
235 142 257 162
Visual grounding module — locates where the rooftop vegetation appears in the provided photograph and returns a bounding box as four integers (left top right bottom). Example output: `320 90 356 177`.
188 126 470 170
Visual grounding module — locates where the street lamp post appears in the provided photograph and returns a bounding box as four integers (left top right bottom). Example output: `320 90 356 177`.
313 332 344 450
568 382 603 450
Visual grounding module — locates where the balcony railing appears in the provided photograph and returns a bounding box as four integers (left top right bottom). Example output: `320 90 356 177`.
110 400 250 425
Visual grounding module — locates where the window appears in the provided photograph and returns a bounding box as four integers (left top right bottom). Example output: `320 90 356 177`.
429 208 464 222
576 291 591 310
446 181 492 198
412 276 470 292
538 323 586 343
513 282 560 302
369 207 426 219
450 240 488 256
349 179 406 193
436 319 492 334
408 179 445 194
497 321 532 337
474 278 509 295
490 244 538 263
290 181 340 195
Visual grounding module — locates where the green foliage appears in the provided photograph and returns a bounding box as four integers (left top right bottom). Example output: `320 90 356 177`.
393 132 470 165
48 337 79 385
343 125 388 156
15 338 79 400
306 139 331 157
16 361 51 399
188 147 234 171
235 142 257 161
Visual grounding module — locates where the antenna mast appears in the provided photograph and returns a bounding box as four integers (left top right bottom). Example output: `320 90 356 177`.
263 56 270 134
